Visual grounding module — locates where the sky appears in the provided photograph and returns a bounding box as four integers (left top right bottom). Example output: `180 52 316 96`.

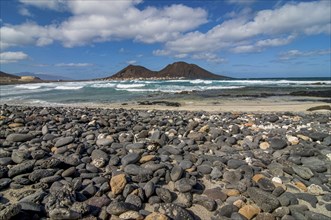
0 0 330 80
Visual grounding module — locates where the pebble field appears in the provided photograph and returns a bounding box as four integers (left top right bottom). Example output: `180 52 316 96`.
0 105 330 220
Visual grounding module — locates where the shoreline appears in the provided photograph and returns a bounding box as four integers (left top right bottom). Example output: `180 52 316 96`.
1 96 330 113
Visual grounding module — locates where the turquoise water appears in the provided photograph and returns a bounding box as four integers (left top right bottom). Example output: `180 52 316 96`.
1 78 330 105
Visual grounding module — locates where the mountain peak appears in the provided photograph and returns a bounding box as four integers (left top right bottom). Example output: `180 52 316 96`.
158 61 226 79
106 65 156 79
106 62 230 80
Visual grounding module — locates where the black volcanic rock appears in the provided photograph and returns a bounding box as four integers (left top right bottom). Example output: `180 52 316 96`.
106 62 229 80
158 62 227 79
107 65 156 79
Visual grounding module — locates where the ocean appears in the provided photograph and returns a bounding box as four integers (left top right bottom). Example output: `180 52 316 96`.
1 78 330 106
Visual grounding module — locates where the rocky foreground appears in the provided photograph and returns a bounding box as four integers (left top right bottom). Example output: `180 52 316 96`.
0 105 330 220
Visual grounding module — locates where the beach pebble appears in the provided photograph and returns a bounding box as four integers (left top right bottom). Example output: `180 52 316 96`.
6 133 34 142
238 204 260 220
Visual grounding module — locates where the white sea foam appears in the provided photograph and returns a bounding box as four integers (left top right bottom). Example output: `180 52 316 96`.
15 84 41 90
204 86 245 90
116 84 145 89
91 83 117 88
219 80 331 85
144 81 159 84
190 79 213 84
55 86 83 90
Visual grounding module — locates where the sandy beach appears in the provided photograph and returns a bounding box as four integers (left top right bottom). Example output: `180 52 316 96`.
101 96 331 113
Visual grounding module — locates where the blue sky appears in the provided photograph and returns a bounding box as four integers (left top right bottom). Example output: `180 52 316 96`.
0 0 330 79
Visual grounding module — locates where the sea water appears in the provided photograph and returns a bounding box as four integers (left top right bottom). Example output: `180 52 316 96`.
1 78 330 106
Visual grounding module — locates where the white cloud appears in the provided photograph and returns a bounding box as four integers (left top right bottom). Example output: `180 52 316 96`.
2 0 330 64
0 22 51 49
279 49 331 60
153 49 171 56
232 35 296 53
191 53 226 64
32 63 49 67
127 60 137 65
159 1 330 56
19 0 67 11
0 51 29 63
174 54 188 59
55 63 93 67
18 7 33 17
226 0 256 5
3 1 207 49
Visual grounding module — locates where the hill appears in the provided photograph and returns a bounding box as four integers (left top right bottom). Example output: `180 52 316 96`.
107 65 156 80
106 62 229 80
0 71 43 85
16 72 73 81
0 71 20 79
158 62 226 79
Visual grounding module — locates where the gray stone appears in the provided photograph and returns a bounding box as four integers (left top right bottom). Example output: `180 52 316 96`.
96 138 113 146
144 181 155 198
121 153 140 166
40 175 61 184
49 208 81 220
247 187 280 212
187 132 205 141
170 165 183 181
308 132 328 141
179 160 193 169
174 192 193 208
223 170 241 183
124 164 153 176
125 194 142 209
6 133 34 142
0 178 11 190
270 138 287 150
54 136 74 147
19 190 47 203
31 150 46 160
19 202 42 212
304 211 330 220
193 195 216 211
42 125 49 135
0 157 12 166
156 187 173 203
292 165 314 180
197 164 212 174
257 177 275 192
8 160 36 178
11 149 30 164
227 159 246 169
294 193 318 208
106 201 136 215
155 203 194 220
29 169 57 182
218 204 239 218
273 207 290 218
0 165 8 178
0 203 21 220
210 167 222 180
204 187 227 201
62 167 77 177
175 178 193 193
187 121 199 131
